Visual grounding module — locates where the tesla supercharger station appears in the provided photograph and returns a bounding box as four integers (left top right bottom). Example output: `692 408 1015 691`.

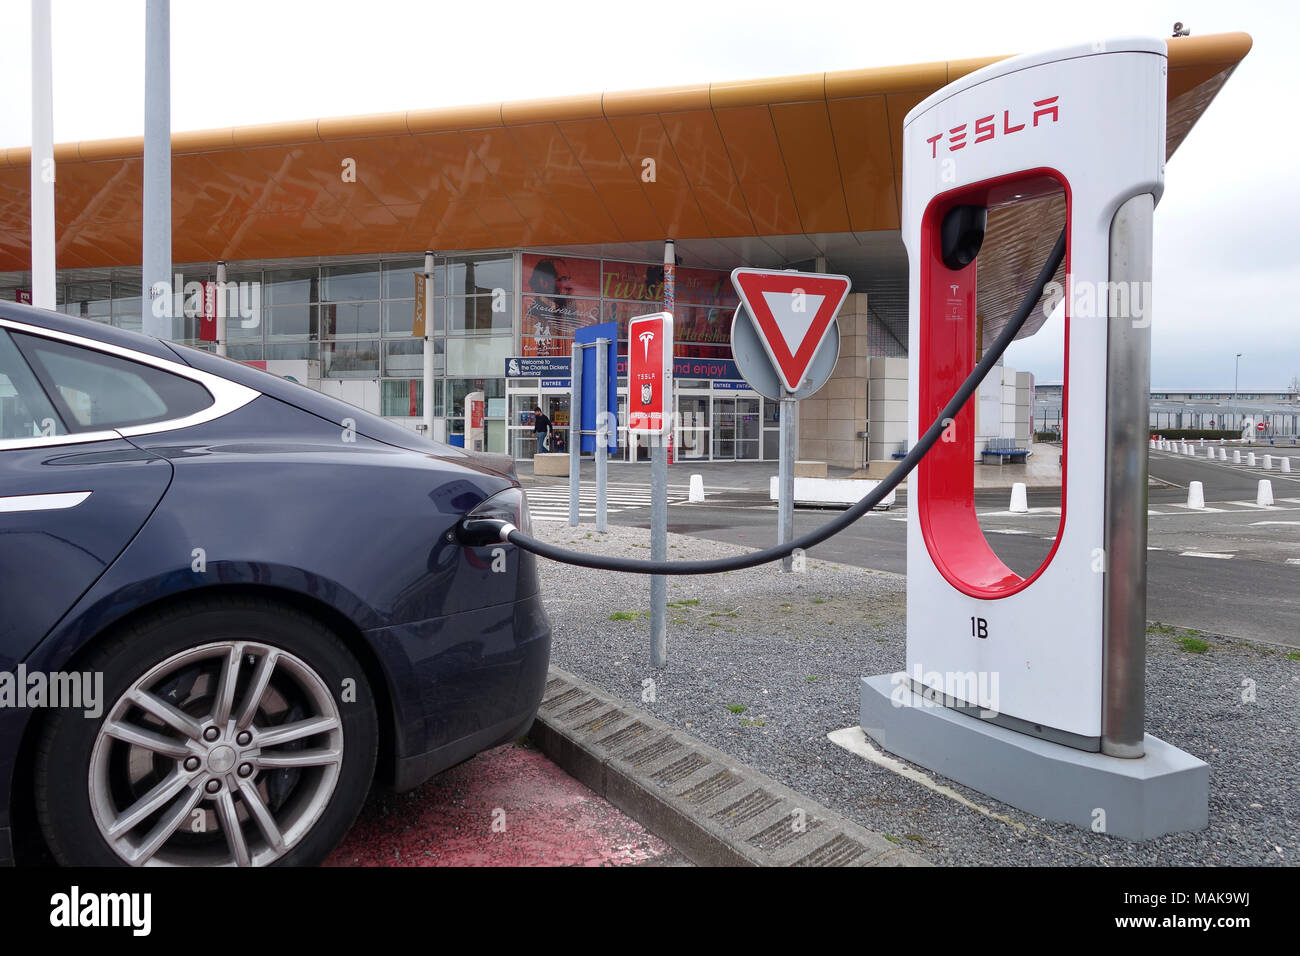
859 39 1208 840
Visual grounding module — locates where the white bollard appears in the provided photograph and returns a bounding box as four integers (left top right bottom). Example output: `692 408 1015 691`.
1282 457 1292 474
1263 455 1273 470
1257 479 1274 508
1219 448 1227 461
1207 446 1216 459
1199 438 1205 446
688 474 705 503
1186 481 1205 510
1009 482 1029 514
1248 452 1257 467
1233 450 1242 464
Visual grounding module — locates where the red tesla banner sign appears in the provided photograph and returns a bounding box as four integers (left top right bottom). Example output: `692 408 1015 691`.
730 268 851 393
627 312 673 435
199 281 218 342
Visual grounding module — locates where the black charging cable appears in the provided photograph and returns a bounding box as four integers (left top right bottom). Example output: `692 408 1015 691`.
461 226 1067 575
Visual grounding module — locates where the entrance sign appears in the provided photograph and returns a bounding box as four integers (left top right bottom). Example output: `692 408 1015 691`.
730 269 851 393
628 312 673 436
858 38 1210 841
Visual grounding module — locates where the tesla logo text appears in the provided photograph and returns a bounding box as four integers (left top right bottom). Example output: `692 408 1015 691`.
638 329 655 359
926 96 1059 158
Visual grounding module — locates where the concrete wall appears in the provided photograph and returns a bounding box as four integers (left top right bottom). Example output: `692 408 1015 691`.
799 292 869 469
867 355 909 462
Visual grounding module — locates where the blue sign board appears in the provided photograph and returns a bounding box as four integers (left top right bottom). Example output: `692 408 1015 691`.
505 355 570 377
506 354 743 383
575 322 619 453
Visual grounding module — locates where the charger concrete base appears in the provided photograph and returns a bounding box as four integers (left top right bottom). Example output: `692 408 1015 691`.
860 674 1209 841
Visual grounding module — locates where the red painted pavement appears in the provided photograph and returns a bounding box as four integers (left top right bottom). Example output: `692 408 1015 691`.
325 740 675 866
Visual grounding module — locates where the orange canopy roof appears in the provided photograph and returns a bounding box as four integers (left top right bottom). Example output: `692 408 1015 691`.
0 32 1251 273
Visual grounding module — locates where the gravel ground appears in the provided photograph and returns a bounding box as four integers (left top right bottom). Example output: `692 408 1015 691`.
534 520 1299 866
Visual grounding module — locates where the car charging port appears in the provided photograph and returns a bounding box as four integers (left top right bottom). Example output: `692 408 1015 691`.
456 487 529 546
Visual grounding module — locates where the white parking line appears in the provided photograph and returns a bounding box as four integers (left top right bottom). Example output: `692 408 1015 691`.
1179 551 1235 559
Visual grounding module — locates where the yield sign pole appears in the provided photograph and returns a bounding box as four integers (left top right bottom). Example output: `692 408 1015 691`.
730 268 851 572
778 389 796 571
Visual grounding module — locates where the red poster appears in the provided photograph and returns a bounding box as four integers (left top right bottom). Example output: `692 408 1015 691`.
522 254 603 356
600 260 737 309
199 281 218 342
521 253 735 358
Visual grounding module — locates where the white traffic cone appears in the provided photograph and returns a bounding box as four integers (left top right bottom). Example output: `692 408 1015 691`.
688 474 705 503
1257 479 1274 508
1009 482 1029 514
1186 481 1205 510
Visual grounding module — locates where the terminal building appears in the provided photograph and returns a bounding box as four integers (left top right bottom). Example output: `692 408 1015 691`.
0 33 1251 466
1034 383 1300 437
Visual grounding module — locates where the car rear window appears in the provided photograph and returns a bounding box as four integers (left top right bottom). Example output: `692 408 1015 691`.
13 332 213 431
0 329 68 439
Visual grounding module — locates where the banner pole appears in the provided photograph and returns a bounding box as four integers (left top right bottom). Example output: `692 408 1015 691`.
596 338 609 533
569 343 583 528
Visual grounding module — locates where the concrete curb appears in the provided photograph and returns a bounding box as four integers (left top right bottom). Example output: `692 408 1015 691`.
529 666 929 867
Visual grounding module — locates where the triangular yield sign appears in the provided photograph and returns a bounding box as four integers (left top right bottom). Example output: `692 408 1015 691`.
730 268 852 393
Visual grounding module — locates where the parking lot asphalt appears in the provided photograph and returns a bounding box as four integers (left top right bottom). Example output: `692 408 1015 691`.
325 739 683 866
521 446 1300 648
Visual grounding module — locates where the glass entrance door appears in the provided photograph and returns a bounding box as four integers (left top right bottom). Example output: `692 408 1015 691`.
677 394 709 460
735 397 761 460
713 397 737 459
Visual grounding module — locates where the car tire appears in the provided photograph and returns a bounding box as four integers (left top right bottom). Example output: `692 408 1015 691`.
35 596 378 867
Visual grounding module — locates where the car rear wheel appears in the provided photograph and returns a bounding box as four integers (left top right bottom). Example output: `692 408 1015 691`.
35 597 378 866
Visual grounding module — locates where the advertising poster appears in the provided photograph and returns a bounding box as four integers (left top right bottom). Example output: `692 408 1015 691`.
521 254 738 358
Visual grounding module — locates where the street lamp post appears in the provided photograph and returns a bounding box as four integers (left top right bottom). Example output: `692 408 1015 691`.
1234 353 1242 436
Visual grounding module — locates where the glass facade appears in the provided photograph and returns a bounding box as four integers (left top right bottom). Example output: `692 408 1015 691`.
7 251 518 452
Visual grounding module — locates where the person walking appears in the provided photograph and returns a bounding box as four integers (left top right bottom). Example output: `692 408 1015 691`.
532 405 553 455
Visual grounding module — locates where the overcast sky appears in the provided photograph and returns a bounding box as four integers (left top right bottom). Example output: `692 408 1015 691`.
0 0 1294 389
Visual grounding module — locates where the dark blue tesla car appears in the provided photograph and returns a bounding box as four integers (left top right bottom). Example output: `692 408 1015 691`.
0 300 550 866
